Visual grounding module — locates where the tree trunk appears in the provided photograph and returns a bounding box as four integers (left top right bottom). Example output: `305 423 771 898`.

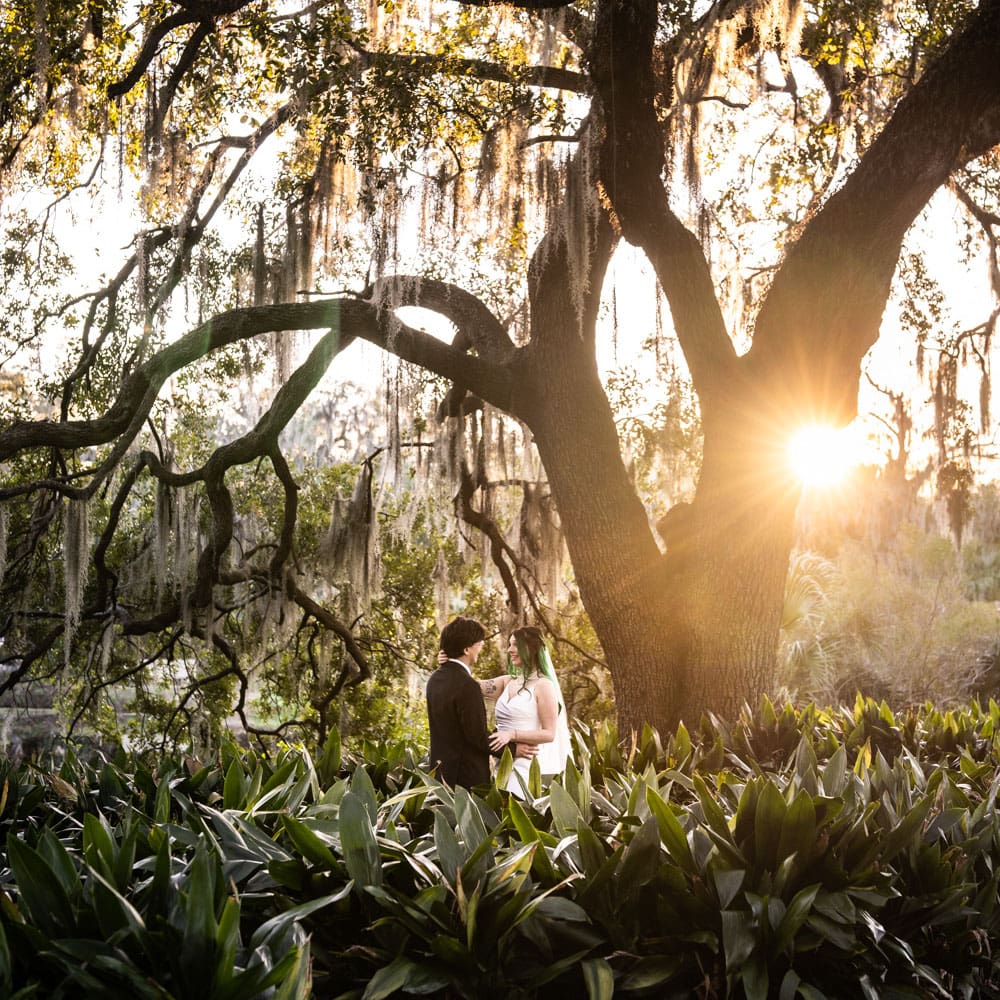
662 403 802 726
531 354 800 733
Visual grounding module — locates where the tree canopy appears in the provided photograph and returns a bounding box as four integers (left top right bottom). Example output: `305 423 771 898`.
1 0 999 743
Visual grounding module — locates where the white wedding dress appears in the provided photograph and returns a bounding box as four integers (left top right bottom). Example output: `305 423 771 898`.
494 680 572 795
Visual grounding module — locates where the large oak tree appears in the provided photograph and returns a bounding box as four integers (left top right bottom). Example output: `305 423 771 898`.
1 0 999 738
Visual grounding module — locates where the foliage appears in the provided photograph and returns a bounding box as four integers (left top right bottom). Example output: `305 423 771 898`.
2 0 1000 740
5 700 1000 997
782 473 1000 709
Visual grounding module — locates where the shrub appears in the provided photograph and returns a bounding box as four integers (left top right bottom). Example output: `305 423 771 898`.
3 699 1000 997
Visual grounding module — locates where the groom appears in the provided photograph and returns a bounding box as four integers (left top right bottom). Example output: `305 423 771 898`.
426 616 534 787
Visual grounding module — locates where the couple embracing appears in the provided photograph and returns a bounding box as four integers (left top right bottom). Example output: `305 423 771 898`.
425 616 573 796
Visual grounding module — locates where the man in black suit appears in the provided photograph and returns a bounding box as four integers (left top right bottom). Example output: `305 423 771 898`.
426 616 536 787
426 616 493 787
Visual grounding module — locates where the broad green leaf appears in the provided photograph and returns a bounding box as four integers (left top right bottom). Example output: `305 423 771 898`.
617 816 662 901
619 955 682 990
82 812 116 881
317 728 342 788
773 883 820 954
279 815 338 868
153 774 172 825
507 795 541 844
340 790 382 888
860 794 932 868
181 838 220 978
821 744 848 797
223 758 247 810
646 784 695 873
549 779 583 838
779 969 801 1000
0 918 11 996
743 954 769 1000
693 773 734 842
581 957 615 1000
454 785 489 848
434 808 464 885
210 896 241 992
753 780 787 869
722 908 757 971
250 887 354 950
494 747 513 791
37 828 78 892
5 833 76 936
712 867 746 909
349 766 379 825
776 789 817 868
89 868 148 942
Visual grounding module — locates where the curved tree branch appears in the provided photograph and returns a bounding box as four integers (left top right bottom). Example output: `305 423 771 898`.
747 0 1000 421
589 0 737 408
107 11 201 99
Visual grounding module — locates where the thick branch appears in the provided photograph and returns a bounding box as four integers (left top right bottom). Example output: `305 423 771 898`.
367 275 515 364
748 0 1000 421
107 11 201 98
589 0 737 406
286 580 371 692
361 49 588 95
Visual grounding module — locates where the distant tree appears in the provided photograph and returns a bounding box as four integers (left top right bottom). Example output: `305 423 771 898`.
2 0 1000 737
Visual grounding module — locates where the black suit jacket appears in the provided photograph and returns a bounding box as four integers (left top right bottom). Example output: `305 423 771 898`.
426 660 491 788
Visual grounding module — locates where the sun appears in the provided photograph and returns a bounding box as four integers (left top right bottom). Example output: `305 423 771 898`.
786 424 863 487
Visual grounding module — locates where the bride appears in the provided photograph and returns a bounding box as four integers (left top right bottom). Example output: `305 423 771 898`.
481 626 573 795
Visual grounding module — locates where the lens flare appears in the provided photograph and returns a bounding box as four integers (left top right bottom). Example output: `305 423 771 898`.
787 424 861 487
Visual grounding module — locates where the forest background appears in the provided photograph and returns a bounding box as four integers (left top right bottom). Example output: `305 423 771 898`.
1 0 1000 758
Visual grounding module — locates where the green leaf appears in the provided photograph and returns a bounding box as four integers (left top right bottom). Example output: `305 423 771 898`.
250 887 354 950
722 908 757 971
860 794 933 868
5 833 76 936
617 816 662 901
37 828 78 892
280 815 338 868
350 766 379 825
340 790 382 888
779 969 802 1000
90 868 148 943
211 896 241 992
153 774 172 825
776 789 817 869
494 747 513 791
646 784 695 873
693 773 734 843
743 954 769 1000
619 955 682 990
550 779 583 838
82 812 116 881
223 758 247 810
754 780 787 869
822 744 848 797
363 955 448 999
317 728 343 788
434 808 464 885
773 883 821 954
454 785 489 848
507 795 541 844
0 918 11 996
181 838 220 978
711 867 746 909
576 818 608 877
581 957 615 1000
272 942 313 1000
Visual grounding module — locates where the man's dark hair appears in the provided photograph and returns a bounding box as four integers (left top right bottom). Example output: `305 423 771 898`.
440 616 487 659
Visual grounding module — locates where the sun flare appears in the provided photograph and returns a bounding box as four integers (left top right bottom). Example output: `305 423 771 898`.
786 424 863 487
